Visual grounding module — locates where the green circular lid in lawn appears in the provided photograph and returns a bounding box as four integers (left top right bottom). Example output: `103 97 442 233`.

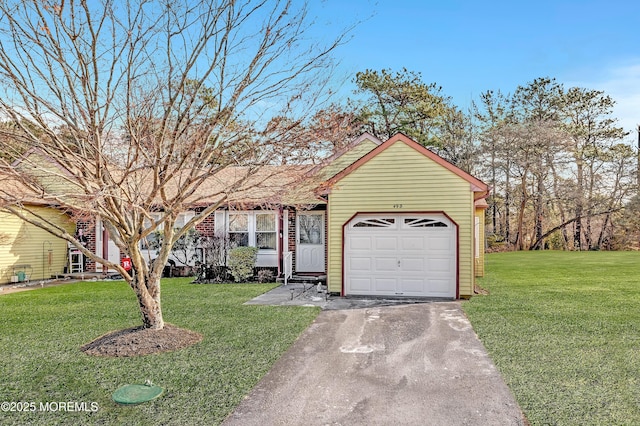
112 383 163 405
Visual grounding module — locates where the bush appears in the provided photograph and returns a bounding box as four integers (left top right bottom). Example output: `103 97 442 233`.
257 268 275 283
228 247 258 282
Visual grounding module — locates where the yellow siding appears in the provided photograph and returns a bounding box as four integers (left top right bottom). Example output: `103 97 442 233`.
16 151 81 196
475 207 486 277
327 141 477 297
320 139 379 179
0 207 74 284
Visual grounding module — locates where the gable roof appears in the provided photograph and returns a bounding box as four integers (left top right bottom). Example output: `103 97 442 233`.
325 133 489 198
3 133 489 211
306 132 382 179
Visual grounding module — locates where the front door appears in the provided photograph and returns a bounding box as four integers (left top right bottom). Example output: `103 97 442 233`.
296 212 325 272
97 219 120 273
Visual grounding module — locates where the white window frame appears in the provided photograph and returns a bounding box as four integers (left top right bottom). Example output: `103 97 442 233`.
140 211 196 249
228 212 250 248
226 210 278 252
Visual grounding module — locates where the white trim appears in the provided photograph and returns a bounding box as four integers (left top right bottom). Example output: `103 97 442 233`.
225 210 279 268
475 216 480 259
283 209 289 254
296 211 326 272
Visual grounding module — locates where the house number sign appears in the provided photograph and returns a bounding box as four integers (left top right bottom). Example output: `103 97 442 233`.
393 204 403 208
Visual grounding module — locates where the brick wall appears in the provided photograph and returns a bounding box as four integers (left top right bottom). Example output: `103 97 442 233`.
195 212 215 237
287 208 296 270
76 219 96 272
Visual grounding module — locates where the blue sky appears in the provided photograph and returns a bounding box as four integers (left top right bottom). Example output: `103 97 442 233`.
310 0 640 136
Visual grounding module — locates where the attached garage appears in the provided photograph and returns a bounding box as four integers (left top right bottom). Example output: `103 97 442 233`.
324 133 488 299
344 213 456 298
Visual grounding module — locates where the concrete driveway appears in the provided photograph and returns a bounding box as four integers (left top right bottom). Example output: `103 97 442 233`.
223 302 525 425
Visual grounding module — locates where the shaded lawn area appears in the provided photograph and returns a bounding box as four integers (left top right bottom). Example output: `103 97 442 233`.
0 279 319 425
463 251 640 425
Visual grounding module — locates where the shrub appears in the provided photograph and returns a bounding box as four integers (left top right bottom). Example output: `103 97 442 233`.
228 247 258 282
257 268 275 283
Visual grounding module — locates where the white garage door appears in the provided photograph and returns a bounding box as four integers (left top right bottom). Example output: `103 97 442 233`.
345 214 456 298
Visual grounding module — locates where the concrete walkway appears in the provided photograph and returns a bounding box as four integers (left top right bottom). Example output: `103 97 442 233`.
224 300 525 425
243 282 445 310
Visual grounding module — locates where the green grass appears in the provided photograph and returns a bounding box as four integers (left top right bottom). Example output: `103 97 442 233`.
0 279 320 425
463 251 640 425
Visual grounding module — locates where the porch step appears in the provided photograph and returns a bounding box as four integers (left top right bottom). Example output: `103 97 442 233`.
278 274 326 285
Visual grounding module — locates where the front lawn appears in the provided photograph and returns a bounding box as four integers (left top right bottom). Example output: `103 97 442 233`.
0 279 319 425
463 251 640 425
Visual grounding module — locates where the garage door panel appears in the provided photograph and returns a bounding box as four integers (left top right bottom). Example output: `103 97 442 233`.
349 257 371 272
345 214 456 298
374 257 398 271
400 278 426 293
428 235 452 250
350 277 372 292
374 277 397 292
428 257 454 272
374 236 397 250
428 279 453 295
400 236 425 250
349 236 373 250
401 257 425 272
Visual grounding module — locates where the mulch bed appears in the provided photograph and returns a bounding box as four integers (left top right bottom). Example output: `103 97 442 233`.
81 324 203 357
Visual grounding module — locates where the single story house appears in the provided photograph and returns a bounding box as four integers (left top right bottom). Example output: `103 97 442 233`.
1 132 488 299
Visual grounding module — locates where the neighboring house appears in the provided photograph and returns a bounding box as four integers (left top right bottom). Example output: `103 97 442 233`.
1 132 489 298
0 205 74 284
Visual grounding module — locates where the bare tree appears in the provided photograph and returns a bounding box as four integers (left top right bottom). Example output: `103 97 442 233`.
475 78 633 252
474 90 512 242
511 77 565 250
257 104 364 164
561 87 628 249
0 0 345 330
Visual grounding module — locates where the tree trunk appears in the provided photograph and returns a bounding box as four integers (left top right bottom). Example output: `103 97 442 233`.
529 208 621 251
597 213 611 249
574 159 584 250
505 165 511 246
491 150 497 234
128 235 170 330
584 163 595 249
550 161 569 249
515 181 527 251
534 175 544 249
132 274 164 329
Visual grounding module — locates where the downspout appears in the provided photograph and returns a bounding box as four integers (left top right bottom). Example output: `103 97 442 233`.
102 225 109 274
42 241 52 281
277 207 283 277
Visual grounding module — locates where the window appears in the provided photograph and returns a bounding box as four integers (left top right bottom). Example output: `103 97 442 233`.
229 213 249 248
404 218 448 228
256 213 276 249
141 213 162 249
352 218 395 228
140 212 195 249
299 214 323 244
175 212 196 228
227 211 277 251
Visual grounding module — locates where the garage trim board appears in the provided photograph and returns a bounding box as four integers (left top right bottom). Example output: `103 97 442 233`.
343 212 458 298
